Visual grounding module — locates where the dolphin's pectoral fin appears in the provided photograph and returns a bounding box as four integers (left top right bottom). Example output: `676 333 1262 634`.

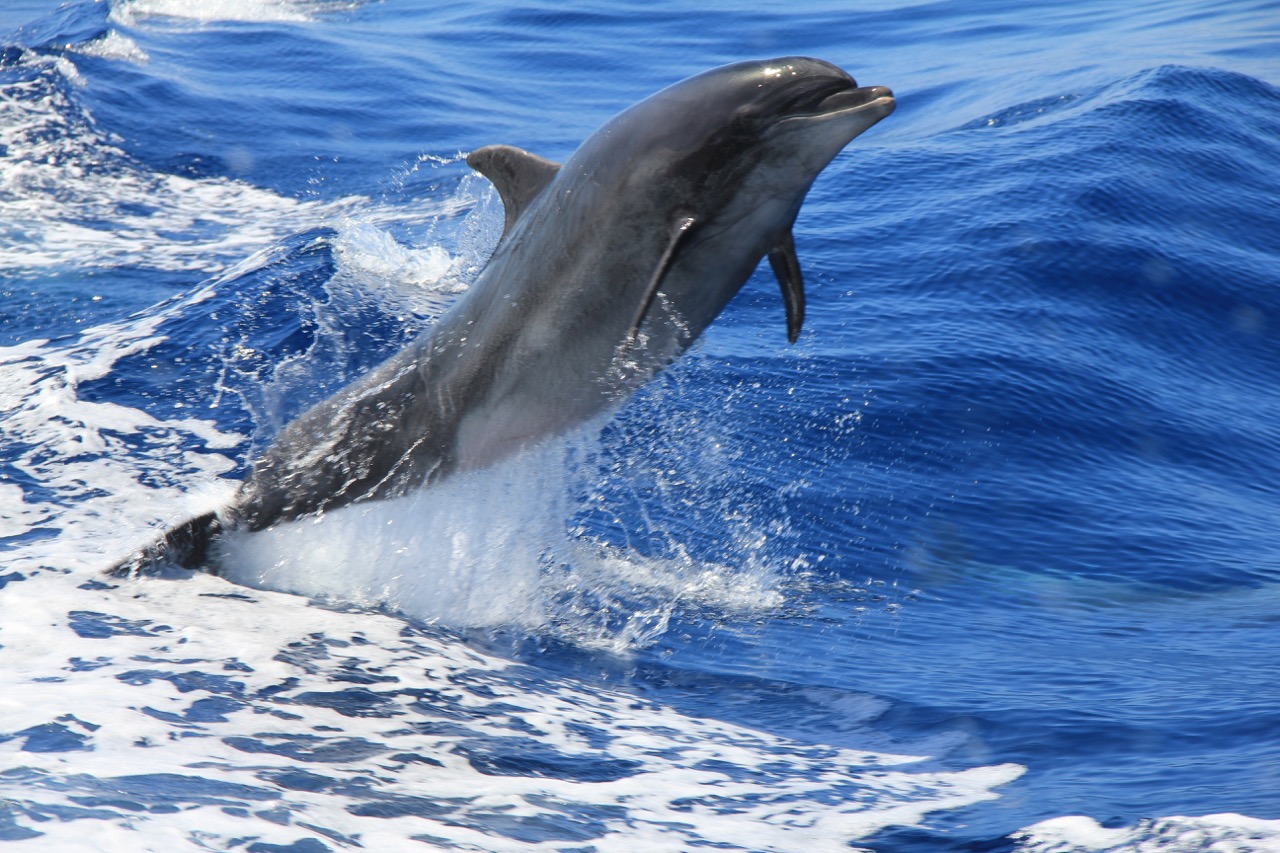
629 215 698 340
466 144 562 241
767 230 805 344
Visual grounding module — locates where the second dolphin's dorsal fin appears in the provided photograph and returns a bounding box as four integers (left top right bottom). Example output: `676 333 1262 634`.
629 215 698 340
767 229 805 344
466 145 562 241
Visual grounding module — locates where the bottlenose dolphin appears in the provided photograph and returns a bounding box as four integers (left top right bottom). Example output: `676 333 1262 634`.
111 56 894 575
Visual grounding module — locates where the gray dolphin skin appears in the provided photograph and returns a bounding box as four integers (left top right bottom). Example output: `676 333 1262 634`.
110 56 894 575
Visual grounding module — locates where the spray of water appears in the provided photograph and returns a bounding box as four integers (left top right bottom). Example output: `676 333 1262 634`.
219 412 789 652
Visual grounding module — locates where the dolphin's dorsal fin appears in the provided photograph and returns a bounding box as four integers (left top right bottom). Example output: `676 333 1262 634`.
629 215 698 340
466 145 561 241
767 229 805 344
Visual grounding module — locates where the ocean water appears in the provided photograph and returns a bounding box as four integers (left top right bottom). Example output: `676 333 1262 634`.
2 0 1279 850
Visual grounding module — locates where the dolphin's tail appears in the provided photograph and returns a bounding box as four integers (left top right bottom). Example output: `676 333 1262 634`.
107 511 224 577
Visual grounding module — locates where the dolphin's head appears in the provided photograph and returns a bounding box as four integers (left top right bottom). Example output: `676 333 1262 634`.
595 57 893 203
746 58 895 181
664 57 891 172
570 57 893 346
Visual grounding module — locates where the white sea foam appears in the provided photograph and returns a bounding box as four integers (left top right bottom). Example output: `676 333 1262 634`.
0 53 358 277
0 566 1026 851
0 483 50 539
73 30 150 63
1013 814 1280 852
109 0 358 26
0 304 243 573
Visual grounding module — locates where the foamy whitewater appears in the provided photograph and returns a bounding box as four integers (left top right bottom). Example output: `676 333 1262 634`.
3 0 1279 850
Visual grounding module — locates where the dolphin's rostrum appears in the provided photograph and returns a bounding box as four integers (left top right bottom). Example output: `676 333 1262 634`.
111 57 894 575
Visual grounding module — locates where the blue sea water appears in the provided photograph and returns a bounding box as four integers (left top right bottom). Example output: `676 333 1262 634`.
1 0 1279 850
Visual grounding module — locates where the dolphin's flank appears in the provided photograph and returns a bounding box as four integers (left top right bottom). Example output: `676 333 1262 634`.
109 57 894 577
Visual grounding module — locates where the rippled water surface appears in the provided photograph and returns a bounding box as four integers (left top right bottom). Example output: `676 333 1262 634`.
2 1 1279 850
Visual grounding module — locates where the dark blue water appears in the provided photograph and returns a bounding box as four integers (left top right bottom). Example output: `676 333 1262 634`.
2 1 1278 850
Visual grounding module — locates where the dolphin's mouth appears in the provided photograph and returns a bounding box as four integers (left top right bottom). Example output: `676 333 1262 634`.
814 84 895 115
772 77 895 126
